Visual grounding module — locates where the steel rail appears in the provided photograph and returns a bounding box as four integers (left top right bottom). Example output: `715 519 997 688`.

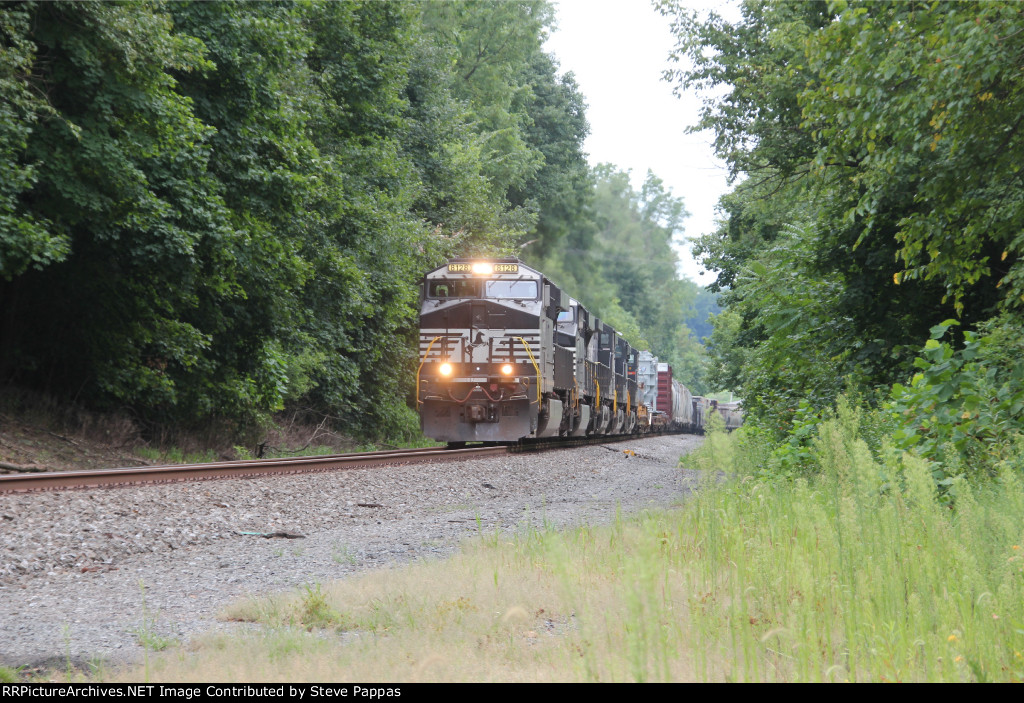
0 430 689 494
0 445 508 494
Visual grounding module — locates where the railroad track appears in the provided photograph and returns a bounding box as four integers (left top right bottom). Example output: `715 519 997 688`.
0 445 507 494
0 431 682 494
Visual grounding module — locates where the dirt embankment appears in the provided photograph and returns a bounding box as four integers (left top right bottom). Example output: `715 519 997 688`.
0 414 152 473
0 395 363 475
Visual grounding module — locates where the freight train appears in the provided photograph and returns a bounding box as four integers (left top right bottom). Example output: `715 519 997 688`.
416 257 740 444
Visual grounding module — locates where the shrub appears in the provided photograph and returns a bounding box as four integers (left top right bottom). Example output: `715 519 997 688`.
887 319 1024 483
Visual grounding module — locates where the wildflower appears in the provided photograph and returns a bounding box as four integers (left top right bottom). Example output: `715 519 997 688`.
947 634 958 643
993 614 1000 620
1013 545 1021 550
955 656 963 663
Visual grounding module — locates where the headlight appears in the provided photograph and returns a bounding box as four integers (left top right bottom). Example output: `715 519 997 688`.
471 262 493 275
501 363 514 375
439 362 453 376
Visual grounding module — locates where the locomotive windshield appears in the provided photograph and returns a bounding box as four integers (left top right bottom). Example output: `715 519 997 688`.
427 278 537 299
428 280 480 298
484 280 538 299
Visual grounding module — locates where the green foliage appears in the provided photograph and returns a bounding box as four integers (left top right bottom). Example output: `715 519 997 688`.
295 0 438 437
419 0 554 250
422 1 550 192
685 286 720 344
0 0 264 418
800 1 1024 314
401 15 518 250
703 219 850 431
768 399 826 479
299 583 343 630
0 4 67 278
511 51 593 259
888 318 1024 481
661 0 1019 434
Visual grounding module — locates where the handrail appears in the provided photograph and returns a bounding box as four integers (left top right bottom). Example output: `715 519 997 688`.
416 336 442 405
515 336 542 404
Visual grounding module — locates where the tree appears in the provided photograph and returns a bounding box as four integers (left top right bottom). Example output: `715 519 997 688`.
660 0 1013 428
508 50 593 259
421 0 551 197
166 0 317 420
799 0 1024 315
0 1 248 416
686 286 720 344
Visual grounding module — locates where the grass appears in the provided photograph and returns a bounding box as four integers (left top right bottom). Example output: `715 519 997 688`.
134 630 177 653
103 415 1024 682
675 407 1024 682
331 543 357 565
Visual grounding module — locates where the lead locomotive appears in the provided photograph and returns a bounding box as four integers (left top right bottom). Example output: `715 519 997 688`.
416 257 724 444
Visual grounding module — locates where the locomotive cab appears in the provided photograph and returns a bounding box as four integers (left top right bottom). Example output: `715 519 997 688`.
555 299 597 436
594 324 619 434
611 337 638 434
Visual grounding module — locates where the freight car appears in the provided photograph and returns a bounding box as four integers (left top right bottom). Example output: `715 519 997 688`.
416 257 723 444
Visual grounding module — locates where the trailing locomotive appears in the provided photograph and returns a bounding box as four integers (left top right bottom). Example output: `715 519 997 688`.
416 257 738 443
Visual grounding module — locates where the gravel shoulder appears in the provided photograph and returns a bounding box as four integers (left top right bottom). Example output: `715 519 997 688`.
0 434 703 673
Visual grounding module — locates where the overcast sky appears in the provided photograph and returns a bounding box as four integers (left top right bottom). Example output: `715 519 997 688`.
543 0 741 283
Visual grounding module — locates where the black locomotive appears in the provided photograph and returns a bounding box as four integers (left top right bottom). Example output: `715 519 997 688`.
416 257 737 443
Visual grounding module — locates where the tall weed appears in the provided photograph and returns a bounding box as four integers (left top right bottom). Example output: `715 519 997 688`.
679 413 1024 681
